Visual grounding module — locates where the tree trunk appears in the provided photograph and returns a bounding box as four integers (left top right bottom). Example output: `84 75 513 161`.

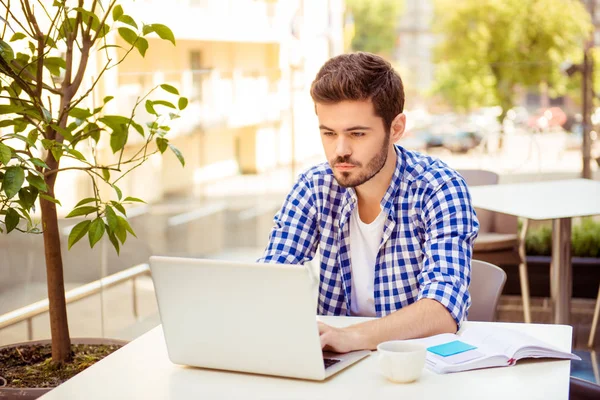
40 175 72 363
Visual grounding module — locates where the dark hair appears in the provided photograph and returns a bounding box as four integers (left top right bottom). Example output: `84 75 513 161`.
310 52 405 131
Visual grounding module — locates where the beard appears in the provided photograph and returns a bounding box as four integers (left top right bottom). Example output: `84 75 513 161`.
330 134 390 188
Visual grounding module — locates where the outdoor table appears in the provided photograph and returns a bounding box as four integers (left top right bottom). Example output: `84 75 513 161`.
40 316 574 400
469 178 600 325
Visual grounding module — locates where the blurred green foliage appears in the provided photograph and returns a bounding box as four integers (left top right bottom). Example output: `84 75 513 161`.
526 218 600 258
431 0 592 119
345 0 403 57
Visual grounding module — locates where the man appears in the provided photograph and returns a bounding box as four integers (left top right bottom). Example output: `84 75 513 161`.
258 52 479 354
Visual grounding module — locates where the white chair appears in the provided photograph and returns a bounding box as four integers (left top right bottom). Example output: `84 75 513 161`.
468 259 507 322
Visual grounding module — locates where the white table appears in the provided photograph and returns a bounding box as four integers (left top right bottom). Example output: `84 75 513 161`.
40 317 574 400
469 178 600 325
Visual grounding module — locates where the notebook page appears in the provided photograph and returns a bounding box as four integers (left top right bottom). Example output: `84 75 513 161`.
460 325 562 359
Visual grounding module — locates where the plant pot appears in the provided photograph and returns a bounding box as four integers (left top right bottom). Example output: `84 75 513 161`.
500 256 600 298
0 337 128 400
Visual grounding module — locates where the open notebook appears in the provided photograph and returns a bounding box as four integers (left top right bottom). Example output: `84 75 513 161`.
411 324 580 374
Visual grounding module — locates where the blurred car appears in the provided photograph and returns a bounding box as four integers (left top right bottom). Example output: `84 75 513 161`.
527 107 567 131
441 124 483 153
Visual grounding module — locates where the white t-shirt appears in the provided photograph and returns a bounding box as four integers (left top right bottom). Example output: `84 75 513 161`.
349 206 386 317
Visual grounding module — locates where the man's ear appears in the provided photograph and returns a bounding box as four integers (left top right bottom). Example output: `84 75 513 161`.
390 113 406 142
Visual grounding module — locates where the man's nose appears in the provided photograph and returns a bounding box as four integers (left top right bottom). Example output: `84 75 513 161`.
335 136 352 158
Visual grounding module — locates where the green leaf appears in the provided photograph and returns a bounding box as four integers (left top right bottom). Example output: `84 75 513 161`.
65 148 86 161
5 208 20 233
145 100 157 115
0 104 26 114
2 166 25 198
27 130 38 146
39 193 61 206
30 158 49 169
110 127 128 153
112 5 124 21
74 7 101 31
10 33 27 42
0 39 15 62
74 197 97 208
0 120 15 128
107 230 120 255
13 118 27 133
84 122 101 143
0 142 11 165
18 187 38 209
111 201 127 216
50 146 63 162
153 100 176 109
142 24 154 35
156 137 168 153
66 206 98 218
148 24 175 45
112 184 123 200
114 220 127 243
57 18 77 40
160 84 179 95
105 205 118 231
44 35 57 49
40 108 52 123
169 144 185 167
104 96 114 104
117 215 136 237
43 57 66 76
178 97 188 110
118 27 138 46
70 107 92 120
88 217 106 248
135 37 148 57
96 23 110 39
102 168 110 181
98 44 123 51
123 196 146 203
131 121 144 137
26 174 48 192
118 15 138 29
50 124 74 141
68 220 91 249
99 115 131 131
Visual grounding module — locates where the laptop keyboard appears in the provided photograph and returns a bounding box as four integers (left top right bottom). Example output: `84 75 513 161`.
324 358 341 369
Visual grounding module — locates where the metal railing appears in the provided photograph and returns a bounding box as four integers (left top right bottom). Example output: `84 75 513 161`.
0 263 151 341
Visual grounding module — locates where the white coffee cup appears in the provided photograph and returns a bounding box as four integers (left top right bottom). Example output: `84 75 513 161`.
377 341 426 383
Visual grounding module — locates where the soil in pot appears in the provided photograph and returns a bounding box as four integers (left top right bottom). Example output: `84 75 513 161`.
0 343 123 389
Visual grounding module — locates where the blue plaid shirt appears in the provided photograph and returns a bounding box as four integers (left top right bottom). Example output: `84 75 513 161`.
258 145 479 326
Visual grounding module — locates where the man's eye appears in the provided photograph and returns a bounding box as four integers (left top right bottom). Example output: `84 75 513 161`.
351 132 365 137
323 131 336 136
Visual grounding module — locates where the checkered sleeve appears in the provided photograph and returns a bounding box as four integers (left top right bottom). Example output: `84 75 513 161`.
257 174 320 265
417 176 479 328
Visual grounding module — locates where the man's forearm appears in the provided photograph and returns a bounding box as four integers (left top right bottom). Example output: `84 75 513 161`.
350 298 457 350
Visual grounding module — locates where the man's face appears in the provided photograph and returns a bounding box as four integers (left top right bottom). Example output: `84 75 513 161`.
316 100 390 188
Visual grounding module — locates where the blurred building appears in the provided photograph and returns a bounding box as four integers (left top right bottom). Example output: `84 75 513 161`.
56 0 345 209
394 0 435 104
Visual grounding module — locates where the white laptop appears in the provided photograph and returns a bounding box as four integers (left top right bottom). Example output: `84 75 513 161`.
149 255 371 381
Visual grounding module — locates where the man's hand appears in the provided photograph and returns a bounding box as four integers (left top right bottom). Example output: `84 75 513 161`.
318 321 367 353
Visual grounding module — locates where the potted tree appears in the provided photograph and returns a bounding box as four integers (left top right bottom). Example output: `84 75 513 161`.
0 0 186 396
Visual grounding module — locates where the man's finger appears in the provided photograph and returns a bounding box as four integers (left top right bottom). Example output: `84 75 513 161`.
320 332 330 349
317 321 329 334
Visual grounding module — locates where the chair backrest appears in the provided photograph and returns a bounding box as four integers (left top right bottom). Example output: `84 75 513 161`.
457 169 517 234
468 259 507 321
